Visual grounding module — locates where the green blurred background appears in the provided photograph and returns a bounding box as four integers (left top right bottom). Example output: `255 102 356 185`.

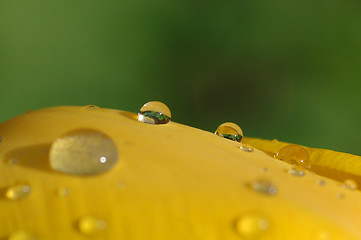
0 0 360 155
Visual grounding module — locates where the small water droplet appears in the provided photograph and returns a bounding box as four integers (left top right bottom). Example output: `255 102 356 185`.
251 179 277 195
288 167 305 177
49 129 118 175
6 184 31 200
215 122 243 142
240 144 254 152
235 213 269 239
82 105 100 110
342 179 357 190
272 139 278 143
56 187 71 197
5 158 19 165
337 193 344 199
138 101 171 125
274 144 311 170
317 179 326 186
118 182 126 189
7 230 36 240
262 167 268 172
78 216 106 235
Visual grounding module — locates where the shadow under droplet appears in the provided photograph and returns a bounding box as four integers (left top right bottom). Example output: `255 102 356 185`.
4 143 53 173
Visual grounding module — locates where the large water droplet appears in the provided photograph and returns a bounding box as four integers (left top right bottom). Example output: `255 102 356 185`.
251 179 277 195
138 101 171 125
274 144 311 170
343 179 357 190
7 230 36 240
215 122 243 142
235 213 269 239
49 129 118 175
78 216 106 235
6 184 31 200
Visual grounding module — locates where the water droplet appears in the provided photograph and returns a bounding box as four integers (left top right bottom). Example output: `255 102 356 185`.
215 122 243 142
235 213 269 239
343 179 357 190
56 187 71 197
240 144 254 152
317 179 326 186
7 230 36 240
82 105 100 110
6 184 31 200
262 167 268 172
78 216 106 235
272 139 278 143
288 167 305 177
118 182 126 189
49 129 118 175
251 179 277 195
5 158 19 165
337 193 344 199
138 101 171 125
274 144 311 170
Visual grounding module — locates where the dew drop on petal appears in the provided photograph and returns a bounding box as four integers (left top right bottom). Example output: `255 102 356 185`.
288 167 305 177
7 230 36 240
138 101 171 125
215 122 243 142
240 144 254 152
78 216 107 235
343 179 357 190
82 105 100 110
6 184 31 200
274 144 311 170
49 130 118 175
272 139 278 143
251 179 277 195
56 187 71 197
235 213 269 239
337 193 344 199
317 179 326 186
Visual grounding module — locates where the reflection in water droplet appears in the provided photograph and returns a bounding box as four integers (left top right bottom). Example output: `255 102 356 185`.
274 145 311 170
288 167 305 177
138 101 171 125
8 230 36 240
49 130 118 175
6 184 31 200
215 122 243 142
57 187 71 197
343 179 357 190
78 216 107 235
236 213 269 239
317 179 326 186
82 105 100 110
240 144 254 152
251 179 277 195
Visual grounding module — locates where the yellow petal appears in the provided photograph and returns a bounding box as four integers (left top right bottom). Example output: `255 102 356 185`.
0 106 360 239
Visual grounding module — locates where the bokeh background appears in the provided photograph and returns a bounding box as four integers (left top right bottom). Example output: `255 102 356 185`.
0 0 360 155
